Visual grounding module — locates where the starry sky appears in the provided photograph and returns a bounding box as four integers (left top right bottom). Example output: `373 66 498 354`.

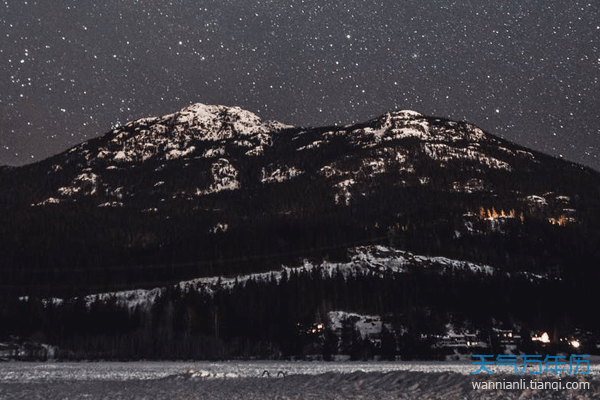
1 0 599 170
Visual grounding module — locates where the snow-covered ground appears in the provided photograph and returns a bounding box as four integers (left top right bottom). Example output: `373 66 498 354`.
0 361 477 382
2 360 599 382
0 361 598 399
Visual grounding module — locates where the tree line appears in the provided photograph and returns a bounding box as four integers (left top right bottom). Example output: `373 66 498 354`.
2 264 597 361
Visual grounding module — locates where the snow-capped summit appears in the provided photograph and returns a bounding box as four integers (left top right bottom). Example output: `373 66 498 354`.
148 103 292 140
393 109 422 117
90 103 293 164
350 109 489 145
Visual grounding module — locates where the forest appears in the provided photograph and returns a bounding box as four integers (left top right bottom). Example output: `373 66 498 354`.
1 263 596 361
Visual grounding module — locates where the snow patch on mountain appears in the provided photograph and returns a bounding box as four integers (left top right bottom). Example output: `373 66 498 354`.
166 145 196 160
452 178 486 193
361 159 387 175
297 139 327 151
98 201 123 208
56 172 100 197
93 288 163 310
31 197 61 206
334 179 355 205
261 165 304 184
422 143 511 171
202 146 226 158
210 222 229 234
318 165 345 178
349 245 497 275
245 145 264 156
197 159 240 195
113 150 132 162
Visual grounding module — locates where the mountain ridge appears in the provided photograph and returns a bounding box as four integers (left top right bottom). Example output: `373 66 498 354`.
1 103 599 299
9 102 595 208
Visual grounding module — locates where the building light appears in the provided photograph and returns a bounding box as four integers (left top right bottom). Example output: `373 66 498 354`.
541 332 550 343
532 332 550 344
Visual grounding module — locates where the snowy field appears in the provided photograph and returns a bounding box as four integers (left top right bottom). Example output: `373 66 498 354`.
0 361 598 399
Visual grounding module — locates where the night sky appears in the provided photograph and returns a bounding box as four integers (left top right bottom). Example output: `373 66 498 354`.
1 1 599 170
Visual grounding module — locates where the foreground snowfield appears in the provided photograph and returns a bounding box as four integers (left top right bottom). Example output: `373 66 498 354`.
1 361 598 399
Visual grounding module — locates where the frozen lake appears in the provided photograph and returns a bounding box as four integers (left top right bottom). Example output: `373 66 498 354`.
0 361 598 399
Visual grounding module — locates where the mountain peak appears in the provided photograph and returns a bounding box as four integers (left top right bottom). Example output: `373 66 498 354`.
122 102 292 141
90 103 293 164
387 109 423 119
154 103 292 139
345 108 487 147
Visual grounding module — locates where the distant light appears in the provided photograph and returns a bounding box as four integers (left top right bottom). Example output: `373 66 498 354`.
541 332 550 343
571 340 581 349
317 323 323 330
532 332 550 344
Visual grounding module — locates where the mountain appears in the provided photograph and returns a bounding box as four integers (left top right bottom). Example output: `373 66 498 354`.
1 103 600 359
2 103 599 293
